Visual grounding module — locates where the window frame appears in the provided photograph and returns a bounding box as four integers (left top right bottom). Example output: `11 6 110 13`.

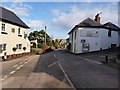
2 23 5 31
0 44 7 51
11 28 15 33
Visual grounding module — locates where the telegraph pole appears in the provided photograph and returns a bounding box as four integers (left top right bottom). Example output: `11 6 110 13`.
45 26 47 45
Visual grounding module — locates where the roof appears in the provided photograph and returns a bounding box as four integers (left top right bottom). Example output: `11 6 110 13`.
77 18 102 27
103 22 120 31
0 6 29 28
68 18 103 34
68 18 120 34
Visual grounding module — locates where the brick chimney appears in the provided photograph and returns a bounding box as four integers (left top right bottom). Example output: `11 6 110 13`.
97 16 100 23
94 12 102 23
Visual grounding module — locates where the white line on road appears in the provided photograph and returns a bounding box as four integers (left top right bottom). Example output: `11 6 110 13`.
48 61 57 67
13 64 18 67
100 56 105 57
9 71 16 75
54 54 56 57
19 62 23 64
79 57 102 64
57 62 76 90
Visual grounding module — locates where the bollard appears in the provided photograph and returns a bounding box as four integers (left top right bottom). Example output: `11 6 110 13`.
3 52 7 61
105 53 109 63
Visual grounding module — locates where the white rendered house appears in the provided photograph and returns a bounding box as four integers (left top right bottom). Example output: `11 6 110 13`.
67 14 120 54
0 7 30 59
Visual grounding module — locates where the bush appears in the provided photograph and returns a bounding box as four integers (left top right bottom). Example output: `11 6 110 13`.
23 47 26 51
31 48 43 55
12 47 16 52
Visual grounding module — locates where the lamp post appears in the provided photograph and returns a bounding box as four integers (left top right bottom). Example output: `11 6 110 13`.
45 26 46 45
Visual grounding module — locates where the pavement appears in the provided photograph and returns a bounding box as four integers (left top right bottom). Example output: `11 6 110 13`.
34 49 119 89
1 54 71 89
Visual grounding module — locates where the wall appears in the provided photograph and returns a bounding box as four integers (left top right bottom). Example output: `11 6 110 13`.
69 27 119 54
99 28 119 49
76 28 100 53
0 21 30 56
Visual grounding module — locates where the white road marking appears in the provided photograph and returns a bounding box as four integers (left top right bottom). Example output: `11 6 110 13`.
16 66 21 70
1 57 35 81
54 54 56 57
13 64 18 67
57 62 76 90
100 56 105 57
19 62 23 64
9 71 16 75
0 78 5 81
48 61 57 67
79 57 102 64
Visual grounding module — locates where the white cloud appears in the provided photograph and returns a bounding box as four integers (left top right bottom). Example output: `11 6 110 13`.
28 20 44 30
52 9 62 16
4 1 32 16
52 4 118 31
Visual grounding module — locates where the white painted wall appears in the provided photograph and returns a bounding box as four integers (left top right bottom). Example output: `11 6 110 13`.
69 27 119 54
99 28 119 49
0 21 30 56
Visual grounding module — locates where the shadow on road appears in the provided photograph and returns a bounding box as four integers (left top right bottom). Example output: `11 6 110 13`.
33 51 70 86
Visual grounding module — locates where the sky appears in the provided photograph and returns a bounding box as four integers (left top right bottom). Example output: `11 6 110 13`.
1 0 119 39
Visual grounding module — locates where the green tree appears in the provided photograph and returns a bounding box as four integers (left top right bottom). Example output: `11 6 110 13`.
28 30 52 46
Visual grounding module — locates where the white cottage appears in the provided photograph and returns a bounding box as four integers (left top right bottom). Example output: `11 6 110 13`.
67 14 120 54
0 7 30 59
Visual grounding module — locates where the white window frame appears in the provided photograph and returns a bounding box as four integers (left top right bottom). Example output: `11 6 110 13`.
2 23 5 31
18 28 21 35
16 44 22 50
0 44 7 51
11 28 15 33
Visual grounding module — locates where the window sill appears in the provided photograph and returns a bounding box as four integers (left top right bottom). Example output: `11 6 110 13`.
1 31 8 35
18 35 22 37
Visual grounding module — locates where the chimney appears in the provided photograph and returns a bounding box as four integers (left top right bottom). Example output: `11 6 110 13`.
97 16 100 23
94 12 102 23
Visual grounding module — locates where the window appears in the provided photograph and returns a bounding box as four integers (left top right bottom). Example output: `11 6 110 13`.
74 31 76 39
108 29 112 37
16 44 22 49
0 44 6 51
11 28 15 33
18 28 20 34
2 23 5 31
3 44 6 51
24 31 27 39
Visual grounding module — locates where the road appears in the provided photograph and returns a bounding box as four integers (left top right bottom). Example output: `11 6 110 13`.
34 50 119 89
1 54 71 89
1 50 119 89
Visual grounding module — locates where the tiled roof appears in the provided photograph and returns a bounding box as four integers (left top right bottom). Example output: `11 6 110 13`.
0 6 29 28
68 18 120 34
103 22 120 31
77 18 102 27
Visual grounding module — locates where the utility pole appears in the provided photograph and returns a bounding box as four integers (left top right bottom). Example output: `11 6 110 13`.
45 26 47 45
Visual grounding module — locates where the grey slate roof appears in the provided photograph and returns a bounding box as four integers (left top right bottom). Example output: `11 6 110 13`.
77 18 102 27
68 18 103 34
0 6 29 28
103 22 120 31
68 18 120 34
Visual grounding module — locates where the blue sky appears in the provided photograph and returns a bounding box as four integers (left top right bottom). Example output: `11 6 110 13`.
1 1 119 39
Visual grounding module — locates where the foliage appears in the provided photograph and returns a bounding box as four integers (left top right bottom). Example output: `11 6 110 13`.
28 30 52 46
33 42 36 48
37 43 42 48
52 39 63 48
23 47 26 51
12 47 16 52
31 48 43 55
0 49 2 53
